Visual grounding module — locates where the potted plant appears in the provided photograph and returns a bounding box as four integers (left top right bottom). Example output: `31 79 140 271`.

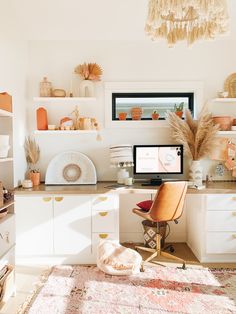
118 112 127 120
174 102 184 118
24 137 41 186
131 107 143 120
152 110 159 120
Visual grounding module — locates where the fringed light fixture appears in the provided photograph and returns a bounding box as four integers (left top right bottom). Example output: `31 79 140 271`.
145 0 229 46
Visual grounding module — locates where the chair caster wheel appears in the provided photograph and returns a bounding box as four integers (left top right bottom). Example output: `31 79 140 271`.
169 247 175 253
140 265 145 272
182 263 186 270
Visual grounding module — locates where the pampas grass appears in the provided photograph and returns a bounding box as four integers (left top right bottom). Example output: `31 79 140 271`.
24 137 40 171
167 110 220 160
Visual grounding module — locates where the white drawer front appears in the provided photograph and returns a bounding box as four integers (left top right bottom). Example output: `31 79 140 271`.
92 232 118 254
0 215 15 258
206 232 236 254
206 195 236 211
92 210 116 232
92 195 117 211
207 211 236 232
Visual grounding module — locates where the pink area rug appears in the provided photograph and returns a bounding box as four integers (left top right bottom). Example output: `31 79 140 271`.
18 265 236 314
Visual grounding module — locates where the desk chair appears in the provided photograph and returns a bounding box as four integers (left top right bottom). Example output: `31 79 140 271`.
132 181 188 271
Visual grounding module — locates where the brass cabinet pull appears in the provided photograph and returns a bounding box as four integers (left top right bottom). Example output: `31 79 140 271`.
43 197 52 202
98 196 108 202
55 197 64 202
99 233 108 239
99 212 108 217
232 212 236 216
232 234 236 239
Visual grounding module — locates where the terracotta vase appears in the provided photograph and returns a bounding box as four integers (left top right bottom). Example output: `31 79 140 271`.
131 107 142 120
37 107 48 130
152 113 159 120
118 112 127 120
212 116 232 131
29 172 41 186
175 111 183 118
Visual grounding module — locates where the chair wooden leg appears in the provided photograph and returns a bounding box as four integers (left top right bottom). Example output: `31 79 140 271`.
143 251 158 264
161 251 186 269
135 246 156 253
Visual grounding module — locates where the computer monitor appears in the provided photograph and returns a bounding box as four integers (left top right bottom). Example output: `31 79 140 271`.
133 145 183 186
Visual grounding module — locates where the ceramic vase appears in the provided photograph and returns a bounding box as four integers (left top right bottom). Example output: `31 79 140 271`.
37 107 48 130
131 107 143 120
189 160 203 186
79 80 94 97
29 172 41 186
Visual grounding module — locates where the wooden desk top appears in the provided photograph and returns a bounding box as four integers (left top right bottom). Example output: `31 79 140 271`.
14 181 236 195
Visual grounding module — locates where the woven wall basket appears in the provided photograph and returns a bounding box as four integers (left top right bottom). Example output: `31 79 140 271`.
224 73 236 98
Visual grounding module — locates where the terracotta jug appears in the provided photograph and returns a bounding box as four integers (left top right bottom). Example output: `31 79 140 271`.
37 107 48 130
29 172 41 186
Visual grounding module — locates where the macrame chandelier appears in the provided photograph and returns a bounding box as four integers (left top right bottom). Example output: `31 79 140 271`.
145 0 229 46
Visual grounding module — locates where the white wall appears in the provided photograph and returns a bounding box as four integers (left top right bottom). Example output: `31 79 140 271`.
0 41 28 186
28 39 236 181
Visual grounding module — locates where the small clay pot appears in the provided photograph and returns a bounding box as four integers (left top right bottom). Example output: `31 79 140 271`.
29 172 41 186
131 107 142 120
152 113 159 120
213 116 232 131
118 112 127 120
175 111 183 118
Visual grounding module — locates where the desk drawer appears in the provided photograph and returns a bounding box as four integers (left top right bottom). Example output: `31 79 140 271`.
0 215 15 258
206 195 236 211
206 211 236 232
92 232 118 254
92 210 116 232
92 195 117 211
206 232 236 254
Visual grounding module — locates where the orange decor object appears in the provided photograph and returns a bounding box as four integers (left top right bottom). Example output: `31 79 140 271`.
118 112 127 120
0 92 12 113
36 107 48 130
152 113 159 120
29 172 41 186
131 107 143 120
175 111 183 118
213 116 232 131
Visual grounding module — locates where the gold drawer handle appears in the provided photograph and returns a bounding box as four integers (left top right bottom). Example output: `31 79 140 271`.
98 197 108 202
55 197 64 202
43 197 52 202
232 212 236 216
99 233 108 239
99 212 108 217
232 234 236 239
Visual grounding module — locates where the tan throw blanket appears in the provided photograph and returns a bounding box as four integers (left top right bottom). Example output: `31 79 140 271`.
97 240 142 276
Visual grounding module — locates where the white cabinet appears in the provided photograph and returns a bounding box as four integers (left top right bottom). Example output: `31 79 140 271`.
187 194 236 262
54 196 91 258
0 215 15 258
15 196 53 256
15 193 119 264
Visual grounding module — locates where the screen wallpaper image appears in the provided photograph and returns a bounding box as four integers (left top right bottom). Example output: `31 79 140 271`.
136 147 182 173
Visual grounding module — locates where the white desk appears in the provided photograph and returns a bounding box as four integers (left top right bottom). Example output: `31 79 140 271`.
15 182 236 263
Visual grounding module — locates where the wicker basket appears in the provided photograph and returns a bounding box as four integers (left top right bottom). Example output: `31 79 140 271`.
142 220 167 249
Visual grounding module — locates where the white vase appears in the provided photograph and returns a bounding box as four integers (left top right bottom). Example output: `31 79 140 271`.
79 80 94 97
189 160 203 186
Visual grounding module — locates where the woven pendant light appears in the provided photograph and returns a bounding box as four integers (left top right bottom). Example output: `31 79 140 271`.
145 0 229 46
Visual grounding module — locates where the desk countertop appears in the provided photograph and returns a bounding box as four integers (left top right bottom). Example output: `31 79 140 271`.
14 181 236 195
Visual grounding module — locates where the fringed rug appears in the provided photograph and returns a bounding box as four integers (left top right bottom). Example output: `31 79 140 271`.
18 265 236 314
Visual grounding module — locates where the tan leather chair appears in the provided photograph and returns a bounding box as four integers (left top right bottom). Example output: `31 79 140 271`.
133 181 188 270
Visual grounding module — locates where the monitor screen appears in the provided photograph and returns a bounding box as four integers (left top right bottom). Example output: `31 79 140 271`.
134 145 183 175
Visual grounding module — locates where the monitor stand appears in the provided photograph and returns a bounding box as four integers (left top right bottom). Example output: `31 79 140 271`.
141 178 163 186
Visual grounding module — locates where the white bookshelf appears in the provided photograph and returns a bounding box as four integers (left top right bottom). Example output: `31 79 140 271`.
33 97 96 103
0 158 13 163
34 130 97 135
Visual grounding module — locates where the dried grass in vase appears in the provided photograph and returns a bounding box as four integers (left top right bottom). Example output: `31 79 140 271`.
24 136 40 172
74 62 103 81
167 109 220 160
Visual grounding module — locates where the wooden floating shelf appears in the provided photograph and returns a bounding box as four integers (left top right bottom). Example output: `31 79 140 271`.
0 158 13 163
34 130 97 134
33 97 96 103
0 109 13 117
